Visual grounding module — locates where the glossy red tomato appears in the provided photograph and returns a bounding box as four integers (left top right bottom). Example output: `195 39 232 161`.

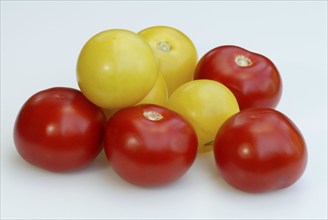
14 87 106 172
194 45 282 110
104 104 198 187
213 108 307 193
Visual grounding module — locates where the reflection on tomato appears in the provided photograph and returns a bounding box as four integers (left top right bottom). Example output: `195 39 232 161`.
13 87 106 172
167 79 239 153
194 45 282 110
139 26 197 95
77 29 158 109
104 104 198 187
213 108 307 193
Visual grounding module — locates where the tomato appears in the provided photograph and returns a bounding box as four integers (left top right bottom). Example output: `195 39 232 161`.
138 26 198 95
13 87 106 172
137 72 168 106
194 45 282 110
104 104 198 187
77 29 158 109
167 79 239 153
213 108 307 193
102 72 168 119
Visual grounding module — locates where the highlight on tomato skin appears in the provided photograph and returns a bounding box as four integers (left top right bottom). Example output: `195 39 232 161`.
104 104 198 187
213 108 307 193
13 87 107 172
194 45 283 110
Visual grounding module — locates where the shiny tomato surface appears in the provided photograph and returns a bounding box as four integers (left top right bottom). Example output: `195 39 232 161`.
194 45 282 110
14 87 106 172
213 108 307 193
104 104 198 187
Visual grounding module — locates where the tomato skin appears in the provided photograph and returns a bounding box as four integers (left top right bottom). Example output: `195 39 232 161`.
194 45 282 110
14 87 106 172
213 108 307 193
104 104 198 187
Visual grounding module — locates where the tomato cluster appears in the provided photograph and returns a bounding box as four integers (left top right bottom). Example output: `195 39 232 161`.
14 26 307 192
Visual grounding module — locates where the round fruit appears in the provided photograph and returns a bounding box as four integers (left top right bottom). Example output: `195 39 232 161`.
13 87 106 172
213 108 307 193
194 45 282 110
104 104 198 187
77 29 158 109
167 79 239 153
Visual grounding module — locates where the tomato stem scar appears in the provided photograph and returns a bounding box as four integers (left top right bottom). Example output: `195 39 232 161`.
235 55 252 67
143 111 163 121
157 41 172 53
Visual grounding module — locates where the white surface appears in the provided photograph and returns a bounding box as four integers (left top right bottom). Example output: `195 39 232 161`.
1 1 327 219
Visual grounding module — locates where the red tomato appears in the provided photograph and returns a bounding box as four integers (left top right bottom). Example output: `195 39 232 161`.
104 104 198 187
194 45 282 110
14 87 106 172
213 108 307 193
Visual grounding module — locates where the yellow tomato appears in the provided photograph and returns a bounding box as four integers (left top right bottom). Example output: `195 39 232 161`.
103 73 168 119
167 79 240 153
77 29 158 109
138 26 197 95
137 72 168 106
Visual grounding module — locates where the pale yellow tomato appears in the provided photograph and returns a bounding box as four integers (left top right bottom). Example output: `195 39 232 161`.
77 29 158 109
137 72 168 106
138 26 197 95
103 73 168 119
167 79 240 153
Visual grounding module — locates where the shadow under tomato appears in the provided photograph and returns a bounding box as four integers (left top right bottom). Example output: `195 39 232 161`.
195 151 235 191
196 151 220 177
92 149 110 169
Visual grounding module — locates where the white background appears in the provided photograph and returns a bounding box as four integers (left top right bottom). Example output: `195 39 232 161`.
1 1 327 219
